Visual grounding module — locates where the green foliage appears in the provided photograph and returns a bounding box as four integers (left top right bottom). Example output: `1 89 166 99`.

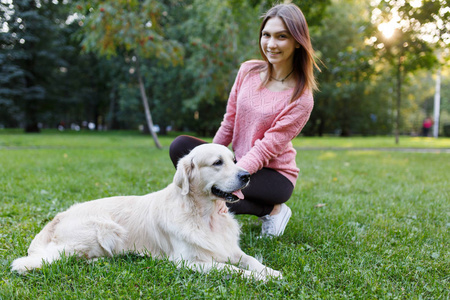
0 0 74 131
76 0 183 64
0 132 449 298
176 0 260 135
307 0 390 136
370 0 447 142
1 0 449 137
397 0 450 48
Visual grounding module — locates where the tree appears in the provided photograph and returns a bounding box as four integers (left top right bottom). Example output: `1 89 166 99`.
306 0 384 136
371 0 447 143
61 51 127 130
410 0 450 137
0 14 23 128
174 0 259 135
74 0 183 148
0 0 72 132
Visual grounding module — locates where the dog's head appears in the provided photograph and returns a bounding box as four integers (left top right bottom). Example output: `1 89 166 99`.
174 144 250 202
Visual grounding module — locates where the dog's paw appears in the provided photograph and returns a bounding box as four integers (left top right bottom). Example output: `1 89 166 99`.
264 267 283 280
250 267 283 282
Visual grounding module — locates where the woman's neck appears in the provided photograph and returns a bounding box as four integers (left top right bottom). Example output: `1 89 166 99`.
271 64 293 80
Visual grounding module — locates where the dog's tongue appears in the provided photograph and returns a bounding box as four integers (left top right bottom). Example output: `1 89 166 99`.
232 190 244 200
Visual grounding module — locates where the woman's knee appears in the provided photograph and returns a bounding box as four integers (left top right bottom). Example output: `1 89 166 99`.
169 135 207 167
242 169 294 205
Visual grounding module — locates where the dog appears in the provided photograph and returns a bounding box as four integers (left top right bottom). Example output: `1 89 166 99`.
11 144 282 281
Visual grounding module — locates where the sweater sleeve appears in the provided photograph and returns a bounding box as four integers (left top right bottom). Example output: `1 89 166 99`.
236 91 314 175
213 63 247 146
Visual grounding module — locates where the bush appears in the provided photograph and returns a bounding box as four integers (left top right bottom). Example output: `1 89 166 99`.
443 123 450 137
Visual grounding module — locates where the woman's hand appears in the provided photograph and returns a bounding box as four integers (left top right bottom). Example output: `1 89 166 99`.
217 200 229 214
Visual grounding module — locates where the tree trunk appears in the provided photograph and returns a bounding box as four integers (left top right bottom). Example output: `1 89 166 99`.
135 55 162 149
106 87 119 130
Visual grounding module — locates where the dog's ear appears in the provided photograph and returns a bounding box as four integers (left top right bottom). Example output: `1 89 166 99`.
174 157 194 195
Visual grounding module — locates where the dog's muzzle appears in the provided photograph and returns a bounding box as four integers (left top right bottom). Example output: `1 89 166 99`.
211 171 250 202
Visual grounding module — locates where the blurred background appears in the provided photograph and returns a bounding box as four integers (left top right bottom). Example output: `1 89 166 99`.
1 0 449 138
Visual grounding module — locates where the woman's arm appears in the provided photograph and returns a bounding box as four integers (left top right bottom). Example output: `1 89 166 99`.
213 68 243 146
236 92 314 175
213 61 258 146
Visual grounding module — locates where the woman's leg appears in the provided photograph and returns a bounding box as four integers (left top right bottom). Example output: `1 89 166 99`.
169 135 207 168
227 168 294 217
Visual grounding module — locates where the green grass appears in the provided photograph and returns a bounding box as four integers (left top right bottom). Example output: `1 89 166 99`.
292 136 450 149
1 131 449 299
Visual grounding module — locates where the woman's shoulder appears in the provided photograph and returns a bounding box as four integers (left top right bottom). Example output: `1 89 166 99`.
293 88 314 109
239 60 265 73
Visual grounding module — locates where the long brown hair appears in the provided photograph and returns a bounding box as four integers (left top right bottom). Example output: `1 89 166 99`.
250 3 320 102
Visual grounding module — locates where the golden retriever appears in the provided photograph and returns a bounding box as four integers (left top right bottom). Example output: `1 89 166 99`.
11 144 282 281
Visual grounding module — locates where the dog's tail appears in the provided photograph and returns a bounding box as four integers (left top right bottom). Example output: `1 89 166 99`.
11 255 46 274
11 241 66 274
11 214 65 274
11 232 65 274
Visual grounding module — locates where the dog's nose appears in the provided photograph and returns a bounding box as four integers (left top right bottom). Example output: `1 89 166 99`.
239 171 251 183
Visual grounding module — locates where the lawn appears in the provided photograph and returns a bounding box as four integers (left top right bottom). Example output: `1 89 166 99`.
292 135 450 149
1 131 448 299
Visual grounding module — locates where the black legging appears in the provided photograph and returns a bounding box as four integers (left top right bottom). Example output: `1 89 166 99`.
169 135 294 217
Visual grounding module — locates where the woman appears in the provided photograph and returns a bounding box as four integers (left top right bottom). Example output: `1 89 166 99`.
170 3 319 237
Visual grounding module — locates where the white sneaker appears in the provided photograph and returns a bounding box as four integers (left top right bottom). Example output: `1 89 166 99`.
260 204 292 237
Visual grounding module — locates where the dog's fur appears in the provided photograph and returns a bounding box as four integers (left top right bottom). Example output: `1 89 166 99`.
11 144 282 281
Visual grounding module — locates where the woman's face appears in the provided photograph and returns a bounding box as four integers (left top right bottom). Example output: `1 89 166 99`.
260 17 298 69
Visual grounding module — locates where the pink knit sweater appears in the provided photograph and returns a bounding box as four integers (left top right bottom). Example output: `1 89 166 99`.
213 61 314 186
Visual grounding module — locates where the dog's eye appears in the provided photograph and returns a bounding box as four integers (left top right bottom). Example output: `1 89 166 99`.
213 159 223 167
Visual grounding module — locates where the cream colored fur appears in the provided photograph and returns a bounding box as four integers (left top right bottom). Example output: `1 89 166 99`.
11 144 282 281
